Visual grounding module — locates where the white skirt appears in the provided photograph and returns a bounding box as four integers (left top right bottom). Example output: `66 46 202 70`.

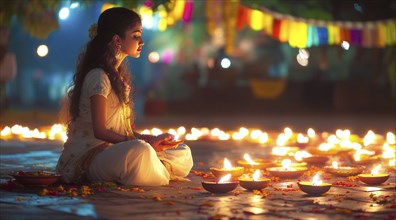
87 140 193 186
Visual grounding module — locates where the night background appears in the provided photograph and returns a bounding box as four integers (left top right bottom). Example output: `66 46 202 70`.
1 1 396 219
0 0 395 125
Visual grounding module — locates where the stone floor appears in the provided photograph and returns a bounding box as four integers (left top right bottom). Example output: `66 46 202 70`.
0 114 396 220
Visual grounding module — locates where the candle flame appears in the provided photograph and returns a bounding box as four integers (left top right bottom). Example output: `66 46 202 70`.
371 165 381 176
243 153 258 166
282 159 291 170
218 174 231 183
294 151 312 161
253 169 261 181
389 159 395 167
332 161 338 169
307 128 315 138
224 158 232 170
312 173 323 186
386 132 395 145
363 130 375 146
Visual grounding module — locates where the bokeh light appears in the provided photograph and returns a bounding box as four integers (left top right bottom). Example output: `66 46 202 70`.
341 41 350 50
148 51 160 63
220 58 231 69
58 7 70 20
37 45 49 57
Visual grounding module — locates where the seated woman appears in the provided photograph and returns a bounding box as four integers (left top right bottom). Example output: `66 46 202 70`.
56 7 193 186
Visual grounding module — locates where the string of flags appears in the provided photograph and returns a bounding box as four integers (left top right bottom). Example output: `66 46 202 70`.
235 5 396 49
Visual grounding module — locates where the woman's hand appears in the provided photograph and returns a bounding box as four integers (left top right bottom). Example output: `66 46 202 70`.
149 133 181 152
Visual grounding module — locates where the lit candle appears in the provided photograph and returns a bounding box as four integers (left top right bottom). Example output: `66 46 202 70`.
238 169 270 191
324 161 364 177
237 153 275 170
297 173 332 196
201 174 239 194
267 159 307 179
210 158 244 178
358 165 390 185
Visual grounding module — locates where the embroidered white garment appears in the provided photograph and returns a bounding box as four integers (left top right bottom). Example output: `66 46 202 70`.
56 68 193 186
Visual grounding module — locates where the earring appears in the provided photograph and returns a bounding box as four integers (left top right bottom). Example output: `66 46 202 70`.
115 44 123 60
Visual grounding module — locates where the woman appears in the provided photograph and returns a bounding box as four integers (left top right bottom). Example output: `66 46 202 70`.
56 7 193 186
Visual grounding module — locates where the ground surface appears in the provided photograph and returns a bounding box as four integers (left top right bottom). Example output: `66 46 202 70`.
0 113 395 220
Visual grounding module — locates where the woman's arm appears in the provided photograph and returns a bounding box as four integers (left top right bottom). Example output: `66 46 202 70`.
91 95 133 143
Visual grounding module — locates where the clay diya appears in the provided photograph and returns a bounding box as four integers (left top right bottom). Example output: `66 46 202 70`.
358 165 390 185
201 174 239 194
8 170 61 186
302 155 329 166
210 158 244 178
238 169 270 191
267 159 307 179
352 154 381 166
324 161 364 177
237 153 275 170
298 173 332 196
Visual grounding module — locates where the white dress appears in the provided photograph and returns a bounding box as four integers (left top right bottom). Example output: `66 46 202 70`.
56 68 193 186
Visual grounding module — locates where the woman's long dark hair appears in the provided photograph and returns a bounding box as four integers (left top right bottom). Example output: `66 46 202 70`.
62 7 141 130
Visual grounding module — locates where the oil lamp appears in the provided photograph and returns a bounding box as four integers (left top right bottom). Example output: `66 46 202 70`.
237 153 275 170
201 174 239 194
267 159 307 179
298 173 332 196
238 169 270 191
324 161 364 177
358 165 390 185
210 158 244 178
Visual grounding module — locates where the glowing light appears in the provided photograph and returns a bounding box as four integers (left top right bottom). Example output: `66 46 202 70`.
70 2 79 8
294 151 312 161
151 128 163 136
296 53 308 66
161 49 173 64
218 174 231 183
220 58 231 69
382 143 395 159
386 132 395 144
253 169 261 181
363 130 376 146
243 154 258 165
58 7 70 20
307 128 315 138
258 133 268 144
37 45 49 57
332 161 338 169
250 130 262 140
371 165 381 176
282 159 291 170
297 133 309 143
341 41 350 50
224 158 232 170
272 146 289 156
177 126 186 135
312 173 323 186
298 49 310 59
148 52 160 63
0 126 11 136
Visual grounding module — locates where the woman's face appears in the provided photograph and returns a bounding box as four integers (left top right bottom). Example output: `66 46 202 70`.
120 23 144 58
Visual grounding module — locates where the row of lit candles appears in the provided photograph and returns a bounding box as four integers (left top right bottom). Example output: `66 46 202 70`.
1 125 394 146
202 155 391 195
